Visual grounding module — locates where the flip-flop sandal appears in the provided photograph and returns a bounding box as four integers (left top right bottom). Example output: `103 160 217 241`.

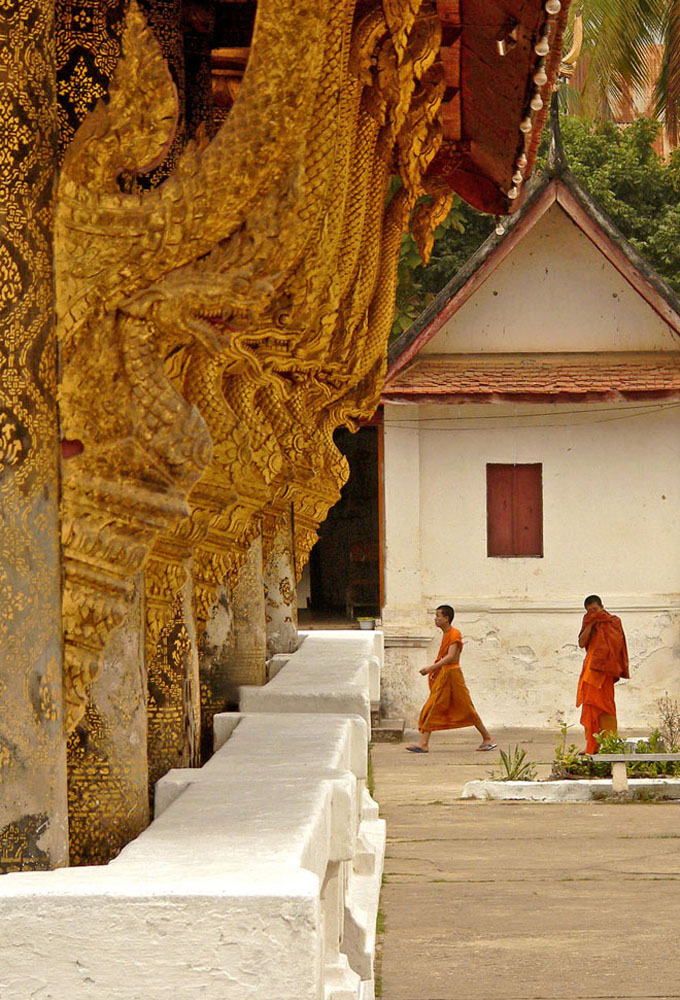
405 745 428 753
475 743 497 751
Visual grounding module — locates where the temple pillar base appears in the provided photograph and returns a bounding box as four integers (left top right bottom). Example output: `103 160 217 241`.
146 560 201 796
66 580 149 866
221 535 267 701
264 513 298 657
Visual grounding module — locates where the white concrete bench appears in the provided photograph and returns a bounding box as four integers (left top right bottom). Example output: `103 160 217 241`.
241 630 383 730
590 753 680 792
0 631 386 1000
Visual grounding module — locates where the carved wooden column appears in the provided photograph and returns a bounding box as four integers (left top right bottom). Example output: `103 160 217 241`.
219 535 267 698
145 547 201 795
66 580 149 865
199 580 234 761
263 507 298 656
0 0 69 873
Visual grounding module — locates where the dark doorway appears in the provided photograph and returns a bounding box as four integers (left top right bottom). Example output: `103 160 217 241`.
306 426 381 621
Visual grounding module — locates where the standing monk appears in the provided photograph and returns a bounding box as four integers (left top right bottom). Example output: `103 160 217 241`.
406 605 495 753
577 595 629 754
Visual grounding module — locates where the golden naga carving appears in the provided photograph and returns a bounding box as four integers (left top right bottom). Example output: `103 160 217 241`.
232 1 447 579
57 0 450 727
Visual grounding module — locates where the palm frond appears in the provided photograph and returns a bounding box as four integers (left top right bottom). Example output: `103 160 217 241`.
571 0 667 120
654 1 680 143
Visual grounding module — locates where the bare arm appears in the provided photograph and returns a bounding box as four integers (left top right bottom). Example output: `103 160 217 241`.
419 642 462 675
578 621 595 649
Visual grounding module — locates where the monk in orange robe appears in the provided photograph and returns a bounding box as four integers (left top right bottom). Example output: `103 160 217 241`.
406 604 495 753
577 594 629 754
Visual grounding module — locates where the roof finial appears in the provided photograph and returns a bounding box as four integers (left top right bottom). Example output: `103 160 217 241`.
558 5 583 82
546 5 582 176
546 92 567 176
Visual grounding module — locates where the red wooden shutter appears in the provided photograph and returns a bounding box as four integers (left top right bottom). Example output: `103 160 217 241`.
486 464 514 556
513 464 543 556
487 464 542 557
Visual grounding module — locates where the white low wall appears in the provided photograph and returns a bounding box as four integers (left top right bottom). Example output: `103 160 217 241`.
0 631 385 1000
242 630 383 727
462 778 680 801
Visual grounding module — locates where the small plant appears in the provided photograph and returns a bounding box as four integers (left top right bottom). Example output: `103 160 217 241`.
550 718 618 778
595 731 626 753
551 715 591 779
624 729 680 778
591 730 627 776
490 745 537 782
552 741 592 778
657 692 680 751
552 722 680 780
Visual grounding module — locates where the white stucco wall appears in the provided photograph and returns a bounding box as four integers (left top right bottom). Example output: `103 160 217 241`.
383 399 680 730
422 203 680 355
382 201 680 730
416 401 680 600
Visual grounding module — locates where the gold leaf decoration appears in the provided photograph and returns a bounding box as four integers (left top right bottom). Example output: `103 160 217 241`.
56 0 452 736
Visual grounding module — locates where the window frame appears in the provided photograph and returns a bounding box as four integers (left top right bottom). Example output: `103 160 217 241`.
486 462 543 559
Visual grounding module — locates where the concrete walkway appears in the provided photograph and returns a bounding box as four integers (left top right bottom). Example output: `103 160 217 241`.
372 727 680 1000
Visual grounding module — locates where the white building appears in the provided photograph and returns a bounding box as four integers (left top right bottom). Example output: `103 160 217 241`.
380 140 680 732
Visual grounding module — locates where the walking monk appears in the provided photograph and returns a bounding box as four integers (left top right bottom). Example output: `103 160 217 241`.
406 604 495 753
577 594 629 753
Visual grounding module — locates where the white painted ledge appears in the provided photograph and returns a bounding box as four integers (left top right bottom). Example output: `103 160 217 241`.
240 630 384 730
0 631 386 1000
462 778 680 801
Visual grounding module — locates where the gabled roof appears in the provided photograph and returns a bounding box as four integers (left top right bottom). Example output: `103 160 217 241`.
385 103 680 386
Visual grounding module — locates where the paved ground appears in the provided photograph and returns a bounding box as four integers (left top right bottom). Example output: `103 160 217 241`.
372 727 680 1000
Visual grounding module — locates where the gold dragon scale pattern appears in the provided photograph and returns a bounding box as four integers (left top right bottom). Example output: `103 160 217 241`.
57 0 448 731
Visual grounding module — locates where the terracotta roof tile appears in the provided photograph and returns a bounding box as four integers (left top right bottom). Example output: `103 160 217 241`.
381 353 680 403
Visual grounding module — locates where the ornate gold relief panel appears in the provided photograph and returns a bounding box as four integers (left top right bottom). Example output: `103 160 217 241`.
0 0 69 871
67 579 149 866
147 584 201 793
56 0 127 155
67 703 147 866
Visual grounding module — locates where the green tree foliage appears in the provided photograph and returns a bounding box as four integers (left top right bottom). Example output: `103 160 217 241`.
391 197 495 338
549 115 680 292
392 113 680 338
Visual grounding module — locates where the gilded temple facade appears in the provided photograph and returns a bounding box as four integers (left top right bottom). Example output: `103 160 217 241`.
1 0 570 871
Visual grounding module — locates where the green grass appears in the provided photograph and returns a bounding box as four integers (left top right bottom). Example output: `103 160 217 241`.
374 907 385 997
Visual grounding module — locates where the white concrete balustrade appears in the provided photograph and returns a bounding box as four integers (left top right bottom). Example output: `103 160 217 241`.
241 629 383 727
0 631 386 1000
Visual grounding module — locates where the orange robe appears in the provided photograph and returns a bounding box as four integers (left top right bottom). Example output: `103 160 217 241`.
418 627 483 734
576 609 629 753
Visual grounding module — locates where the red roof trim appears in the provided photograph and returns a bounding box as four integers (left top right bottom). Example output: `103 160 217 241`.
381 353 680 406
383 389 680 405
